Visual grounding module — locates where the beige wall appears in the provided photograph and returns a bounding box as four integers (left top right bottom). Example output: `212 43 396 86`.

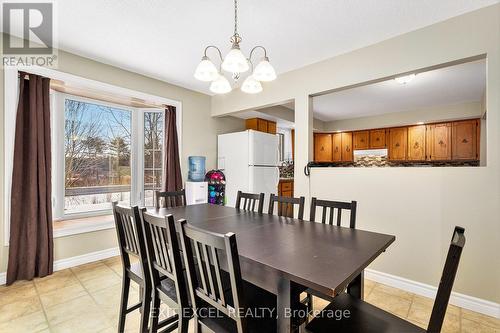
0 36 244 273
211 5 500 304
322 101 482 132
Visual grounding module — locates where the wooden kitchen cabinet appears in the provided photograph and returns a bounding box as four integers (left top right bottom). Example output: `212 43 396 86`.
369 129 386 149
452 120 479 160
388 127 407 161
332 133 342 161
257 119 268 132
353 131 369 150
278 179 294 217
407 125 426 161
314 133 333 162
341 132 353 161
427 123 452 161
267 121 277 134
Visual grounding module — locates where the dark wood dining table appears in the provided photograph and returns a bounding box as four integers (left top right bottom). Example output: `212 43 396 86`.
147 203 395 333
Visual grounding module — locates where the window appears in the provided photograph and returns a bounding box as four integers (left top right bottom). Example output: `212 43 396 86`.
51 93 172 219
64 99 132 214
143 111 164 206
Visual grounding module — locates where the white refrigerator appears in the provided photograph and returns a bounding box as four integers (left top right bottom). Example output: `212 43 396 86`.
217 130 280 208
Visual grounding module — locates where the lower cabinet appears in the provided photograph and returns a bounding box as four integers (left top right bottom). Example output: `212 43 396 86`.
278 180 294 218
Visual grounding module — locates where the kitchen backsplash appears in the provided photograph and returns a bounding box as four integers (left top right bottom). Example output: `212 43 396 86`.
279 160 294 178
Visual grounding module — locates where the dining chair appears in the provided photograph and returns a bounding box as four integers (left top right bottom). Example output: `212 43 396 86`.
301 198 358 316
309 197 357 228
178 219 277 333
235 191 265 213
140 210 191 333
305 226 466 333
112 202 151 333
155 189 187 208
268 193 305 220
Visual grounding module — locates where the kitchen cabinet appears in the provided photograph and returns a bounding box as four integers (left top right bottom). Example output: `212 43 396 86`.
278 179 294 217
332 133 342 161
353 131 369 150
407 125 426 161
427 123 452 161
314 133 333 162
388 127 407 161
267 121 277 134
369 129 386 149
452 120 479 160
341 132 353 161
257 119 268 132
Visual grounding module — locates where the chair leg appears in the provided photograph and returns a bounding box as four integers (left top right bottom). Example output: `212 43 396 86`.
307 292 313 321
178 311 190 333
118 276 131 333
139 286 152 333
149 290 160 333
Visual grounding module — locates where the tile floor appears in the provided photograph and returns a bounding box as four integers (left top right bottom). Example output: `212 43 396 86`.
0 256 498 332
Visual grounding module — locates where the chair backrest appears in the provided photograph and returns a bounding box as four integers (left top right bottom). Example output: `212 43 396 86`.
112 202 149 279
268 194 305 220
427 226 466 333
139 210 189 306
235 191 265 213
155 189 186 208
179 220 248 333
309 197 357 228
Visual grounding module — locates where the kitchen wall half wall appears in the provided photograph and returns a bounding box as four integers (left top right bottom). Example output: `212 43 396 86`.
210 4 500 306
0 33 244 275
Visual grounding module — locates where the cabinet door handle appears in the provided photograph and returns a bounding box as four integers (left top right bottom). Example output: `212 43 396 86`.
376 137 380 141
414 142 419 149
462 138 468 143
320 146 325 151
439 140 444 145
335 147 339 152
346 146 350 152
395 142 400 147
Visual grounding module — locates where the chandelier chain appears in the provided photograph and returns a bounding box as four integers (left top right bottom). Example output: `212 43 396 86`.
234 0 238 36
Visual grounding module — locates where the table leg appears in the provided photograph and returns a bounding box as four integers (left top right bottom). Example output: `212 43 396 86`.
347 270 364 300
277 278 293 333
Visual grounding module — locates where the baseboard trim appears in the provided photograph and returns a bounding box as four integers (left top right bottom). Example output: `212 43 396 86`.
0 247 119 286
365 268 500 319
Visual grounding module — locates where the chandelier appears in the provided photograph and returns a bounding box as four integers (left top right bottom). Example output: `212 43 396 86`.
194 0 277 94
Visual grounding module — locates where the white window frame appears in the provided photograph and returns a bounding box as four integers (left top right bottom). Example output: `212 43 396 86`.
3 66 182 243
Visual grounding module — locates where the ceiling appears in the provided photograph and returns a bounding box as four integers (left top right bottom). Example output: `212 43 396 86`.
11 0 496 95
313 59 486 122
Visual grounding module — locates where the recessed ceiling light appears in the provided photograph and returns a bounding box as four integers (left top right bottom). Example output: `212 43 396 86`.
336 130 342 133
395 74 416 84
416 121 424 125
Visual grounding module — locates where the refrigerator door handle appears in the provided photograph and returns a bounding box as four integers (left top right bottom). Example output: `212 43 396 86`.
275 166 280 191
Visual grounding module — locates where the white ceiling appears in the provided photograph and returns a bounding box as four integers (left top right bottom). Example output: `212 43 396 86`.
313 59 486 121
11 0 498 95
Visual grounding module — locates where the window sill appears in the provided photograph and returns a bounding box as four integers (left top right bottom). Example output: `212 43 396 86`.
53 214 115 238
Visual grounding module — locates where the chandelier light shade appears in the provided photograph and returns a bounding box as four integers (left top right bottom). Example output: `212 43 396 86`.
194 56 219 81
241 75 263 94
253 56 277 82
194 0 277 94
221 47 249 74
209 74 232 94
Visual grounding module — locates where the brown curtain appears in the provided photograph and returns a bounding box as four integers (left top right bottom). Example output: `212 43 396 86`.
162 105 183 194
7 72 53 285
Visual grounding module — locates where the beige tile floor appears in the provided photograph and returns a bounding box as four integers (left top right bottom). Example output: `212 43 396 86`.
0 256 498 333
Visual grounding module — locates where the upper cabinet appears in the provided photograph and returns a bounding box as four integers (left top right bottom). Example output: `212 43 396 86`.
388 127 407 161
407 125 426 161
314 133 333 162
452 120 479 160
369 129 386 149
267 121 277 135
427 123 452 161
332 133 342 161
341 132 353 161
245 118 276 135
353 131 369 150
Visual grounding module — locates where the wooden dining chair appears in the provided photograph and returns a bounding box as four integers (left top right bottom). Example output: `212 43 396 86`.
112 202 151 333
178 220 277 333
305 226 466 333
155 189 187 208
235 191 265 213
139 210 191 333
268 193 305 220
309 197 357 228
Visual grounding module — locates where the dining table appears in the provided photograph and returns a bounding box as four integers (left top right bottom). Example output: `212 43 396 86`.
147 203 395 333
